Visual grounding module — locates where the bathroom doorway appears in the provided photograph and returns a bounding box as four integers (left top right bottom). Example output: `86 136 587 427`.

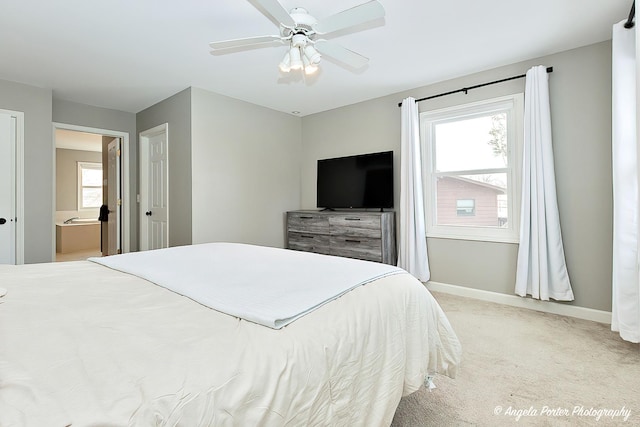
54 129 104 261
53 126 127 262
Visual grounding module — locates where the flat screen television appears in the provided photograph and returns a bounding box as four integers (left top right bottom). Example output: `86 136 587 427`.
317 151 394 210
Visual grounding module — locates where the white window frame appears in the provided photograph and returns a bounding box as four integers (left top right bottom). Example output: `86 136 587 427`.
77 161 102 210
420 94 524 243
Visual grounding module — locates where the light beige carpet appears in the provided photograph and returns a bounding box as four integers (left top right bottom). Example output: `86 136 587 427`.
391 292 640 426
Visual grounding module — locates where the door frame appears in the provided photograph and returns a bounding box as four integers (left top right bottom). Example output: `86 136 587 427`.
139 123 169 251
0 109 24 264
52 123 131 259
106 137 122 255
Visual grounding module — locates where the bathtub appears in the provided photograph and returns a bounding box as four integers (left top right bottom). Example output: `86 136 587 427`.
56 219 101 254
63 218 100 225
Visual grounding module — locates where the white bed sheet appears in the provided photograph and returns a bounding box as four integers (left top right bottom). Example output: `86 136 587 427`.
0 258 461 426
89 243 404 329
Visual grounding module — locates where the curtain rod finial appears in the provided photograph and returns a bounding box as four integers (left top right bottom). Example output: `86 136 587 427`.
624 1 635 28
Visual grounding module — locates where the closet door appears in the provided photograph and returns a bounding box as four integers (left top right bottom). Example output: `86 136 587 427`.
0 113 16 264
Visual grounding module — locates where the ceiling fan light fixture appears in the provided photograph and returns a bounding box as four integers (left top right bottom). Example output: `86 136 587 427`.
303 56 318 75
289 47 303 70
303 45 321 65
209 1 386 76
279 51 291 72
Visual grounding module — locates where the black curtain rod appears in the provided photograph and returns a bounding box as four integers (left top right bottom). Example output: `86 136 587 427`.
624 0 635 28
398 66 553 107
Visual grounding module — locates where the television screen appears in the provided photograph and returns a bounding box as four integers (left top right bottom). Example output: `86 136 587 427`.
317 151 394 209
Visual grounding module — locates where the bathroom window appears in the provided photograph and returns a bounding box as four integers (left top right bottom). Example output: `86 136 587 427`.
78 162 103 209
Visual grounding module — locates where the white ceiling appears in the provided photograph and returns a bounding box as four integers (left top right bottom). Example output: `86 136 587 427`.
0 0 631 116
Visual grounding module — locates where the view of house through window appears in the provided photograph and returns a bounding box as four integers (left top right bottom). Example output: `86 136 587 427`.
421 94 523 242
78 162 103 209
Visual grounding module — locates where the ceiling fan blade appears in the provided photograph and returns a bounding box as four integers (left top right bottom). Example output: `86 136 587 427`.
209 35 284 51
314 1 385 35
314 40 369 69
249 0 296 28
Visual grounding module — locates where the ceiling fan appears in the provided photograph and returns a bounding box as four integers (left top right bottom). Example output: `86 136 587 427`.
209 0 385 75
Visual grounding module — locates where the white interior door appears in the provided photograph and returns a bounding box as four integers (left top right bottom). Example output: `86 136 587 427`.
0 114 16 264
140 124 168 251
107 138 121 255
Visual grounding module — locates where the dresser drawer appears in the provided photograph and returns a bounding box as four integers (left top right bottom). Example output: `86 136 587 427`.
329 215 381 238
287 212 330 234
285 210 396 265
288 232 331 255
330 236 382 262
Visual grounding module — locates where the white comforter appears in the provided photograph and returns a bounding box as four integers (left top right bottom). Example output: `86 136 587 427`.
0 251 461 426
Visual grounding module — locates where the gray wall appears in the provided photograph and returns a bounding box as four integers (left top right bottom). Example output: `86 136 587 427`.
56 148 102 211
190 87 302 248
0 79 53 263
53 99 138 251
136 88 192 247
300 41 613 312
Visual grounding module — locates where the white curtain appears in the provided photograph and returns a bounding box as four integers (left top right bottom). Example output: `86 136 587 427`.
611 20 639 343
398 97 430 281
515 66 574 301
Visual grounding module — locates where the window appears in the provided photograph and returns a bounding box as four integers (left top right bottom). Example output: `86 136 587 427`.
77 162 102 209
456 199 475 216
420 94 523 242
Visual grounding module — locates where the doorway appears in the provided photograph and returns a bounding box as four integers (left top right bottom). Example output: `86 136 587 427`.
139 123 168 251
52 123 130 261
54 129 103 261
0 109 24 265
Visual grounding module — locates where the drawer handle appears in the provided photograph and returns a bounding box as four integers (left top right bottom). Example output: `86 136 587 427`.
345 239 361 243
345 218 361 221
300 216 314 219
301 235 315 239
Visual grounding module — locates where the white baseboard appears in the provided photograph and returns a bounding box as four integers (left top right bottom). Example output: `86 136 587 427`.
426 281 612 325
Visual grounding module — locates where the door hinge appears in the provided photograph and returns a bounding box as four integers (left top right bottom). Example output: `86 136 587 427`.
117 199 122 206
116 149 121 157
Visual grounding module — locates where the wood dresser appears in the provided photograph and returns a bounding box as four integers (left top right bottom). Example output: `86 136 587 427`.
286 210 396 265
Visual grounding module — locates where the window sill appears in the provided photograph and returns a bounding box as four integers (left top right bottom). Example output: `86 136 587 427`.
426 231 519 244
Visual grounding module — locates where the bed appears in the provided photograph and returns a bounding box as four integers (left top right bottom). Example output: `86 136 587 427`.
0 243 461 426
